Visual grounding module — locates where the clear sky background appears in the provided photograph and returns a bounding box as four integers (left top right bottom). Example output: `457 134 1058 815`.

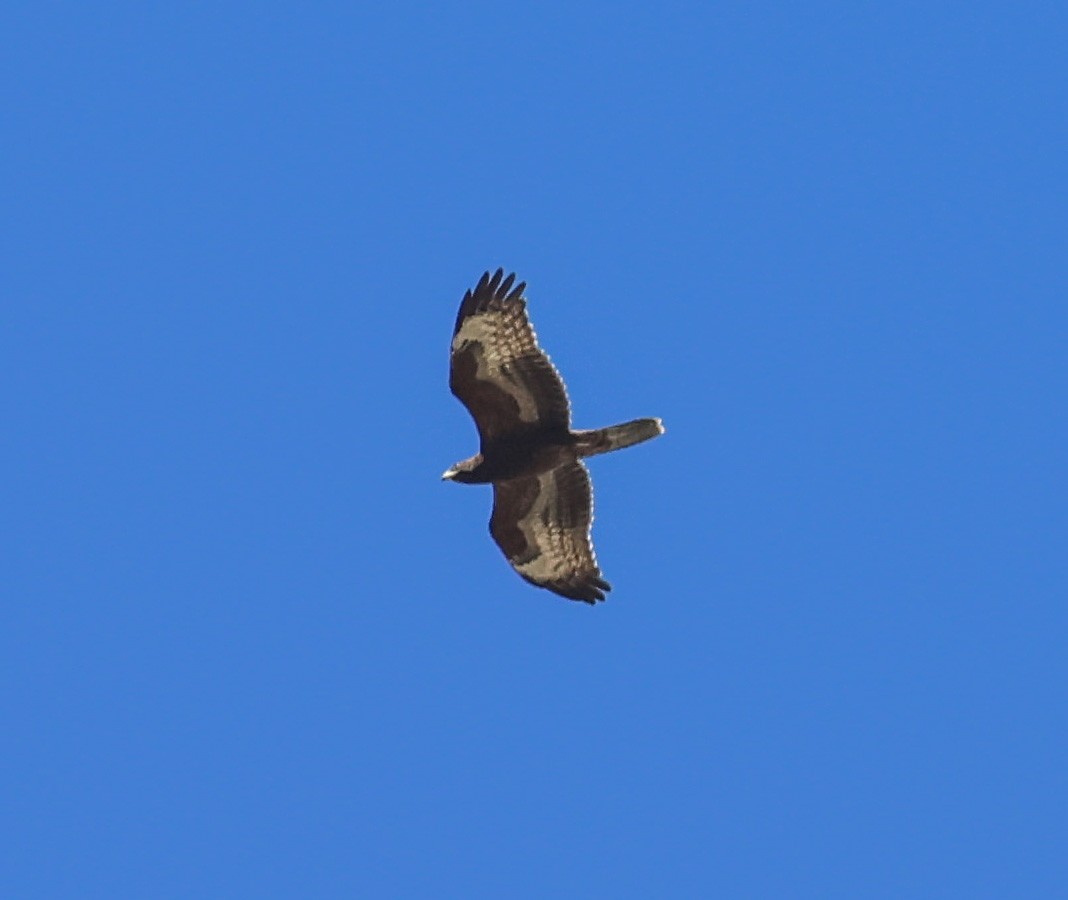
3 2 1066 897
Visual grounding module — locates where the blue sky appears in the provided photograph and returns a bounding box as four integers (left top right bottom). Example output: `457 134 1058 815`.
3 2 1066 896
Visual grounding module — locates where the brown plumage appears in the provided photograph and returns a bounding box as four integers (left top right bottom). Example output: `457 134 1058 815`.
443 269 664 604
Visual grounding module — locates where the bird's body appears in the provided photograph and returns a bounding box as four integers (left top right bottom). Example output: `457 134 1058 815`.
445 428 572 484
443 269 664 604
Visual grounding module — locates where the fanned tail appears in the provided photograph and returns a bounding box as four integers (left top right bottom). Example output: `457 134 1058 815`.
573 417 665 458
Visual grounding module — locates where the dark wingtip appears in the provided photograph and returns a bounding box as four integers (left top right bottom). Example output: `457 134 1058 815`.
452 287 476 335
459 270 524 327
553 575 611 604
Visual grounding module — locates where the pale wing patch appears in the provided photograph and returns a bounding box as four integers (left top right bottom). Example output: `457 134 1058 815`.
452 309 560 426
511 467 599 583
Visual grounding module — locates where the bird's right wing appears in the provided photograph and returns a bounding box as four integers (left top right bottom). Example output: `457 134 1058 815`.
489 462 611 604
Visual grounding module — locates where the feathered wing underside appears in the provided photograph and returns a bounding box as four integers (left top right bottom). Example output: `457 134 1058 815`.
489 462 611 604
450 269 571 444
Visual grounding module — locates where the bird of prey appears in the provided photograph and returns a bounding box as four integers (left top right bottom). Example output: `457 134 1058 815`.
443 269 664 604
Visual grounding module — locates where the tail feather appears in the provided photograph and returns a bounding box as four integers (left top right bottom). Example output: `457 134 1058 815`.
574 417 665 458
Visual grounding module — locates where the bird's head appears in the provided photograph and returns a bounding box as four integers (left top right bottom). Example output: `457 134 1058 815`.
441 454 483 483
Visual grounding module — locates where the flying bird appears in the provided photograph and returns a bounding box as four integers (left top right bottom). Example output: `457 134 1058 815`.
443 269 664 604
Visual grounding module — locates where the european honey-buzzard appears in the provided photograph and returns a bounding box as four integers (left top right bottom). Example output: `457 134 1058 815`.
443 269 664 604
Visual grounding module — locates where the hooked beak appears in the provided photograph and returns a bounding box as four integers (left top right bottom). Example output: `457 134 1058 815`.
441 467 457 481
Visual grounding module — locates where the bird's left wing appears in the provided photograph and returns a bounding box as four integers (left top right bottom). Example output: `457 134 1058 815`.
450 269 571 445
489 462 611 604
